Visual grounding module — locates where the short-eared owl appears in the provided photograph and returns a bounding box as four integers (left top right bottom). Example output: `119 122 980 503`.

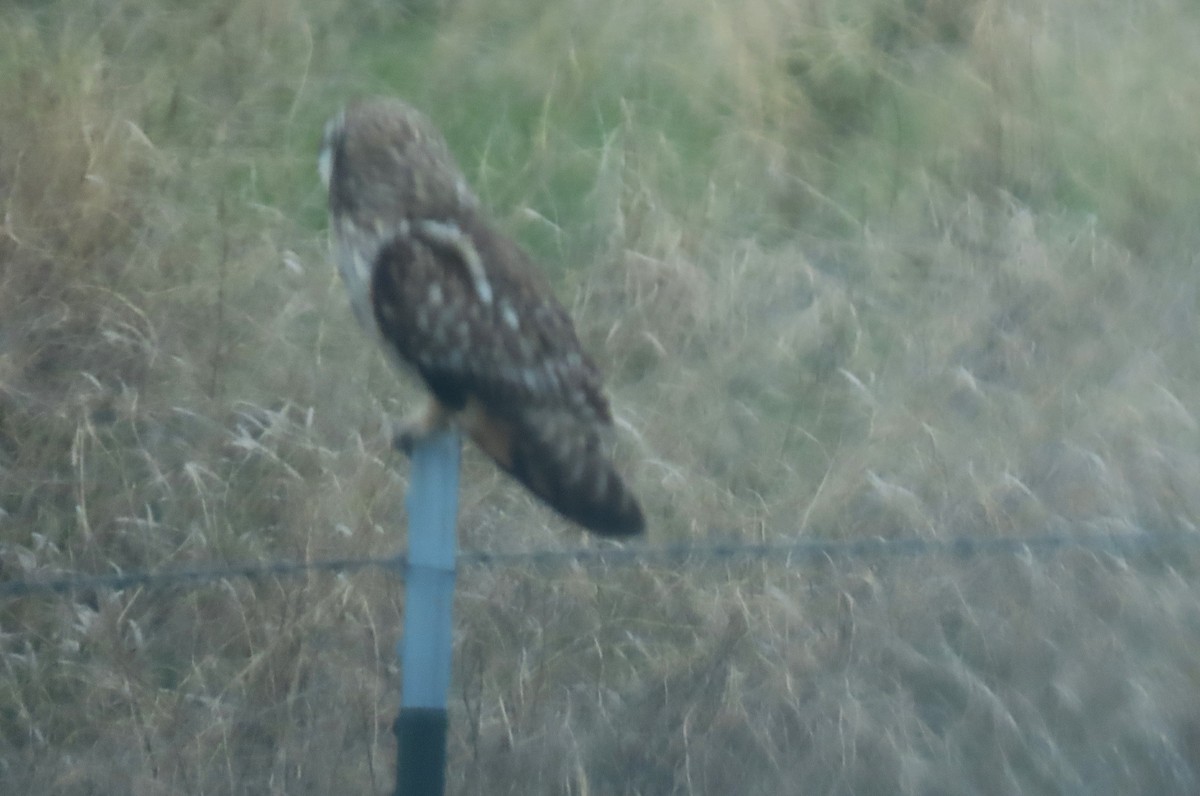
319 98 644 536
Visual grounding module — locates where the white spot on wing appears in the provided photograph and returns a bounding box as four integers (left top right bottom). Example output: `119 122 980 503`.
454 177 476 208
501 300 520 330
415 219 493 305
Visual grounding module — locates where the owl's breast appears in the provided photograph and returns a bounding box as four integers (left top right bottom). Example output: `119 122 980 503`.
331 226 378 334
330 222 422 380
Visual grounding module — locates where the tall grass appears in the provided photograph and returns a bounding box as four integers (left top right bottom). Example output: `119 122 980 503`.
3 0 1200 793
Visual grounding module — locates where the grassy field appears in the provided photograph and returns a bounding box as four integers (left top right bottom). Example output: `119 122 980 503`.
3 0 1200 793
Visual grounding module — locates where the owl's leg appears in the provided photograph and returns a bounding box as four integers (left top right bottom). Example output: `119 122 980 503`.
392 396 451 456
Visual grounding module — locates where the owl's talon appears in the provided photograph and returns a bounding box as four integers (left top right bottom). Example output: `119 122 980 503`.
392 428 418 457
389 401 445 457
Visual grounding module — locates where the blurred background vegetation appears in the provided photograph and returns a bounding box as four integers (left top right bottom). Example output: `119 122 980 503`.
3 0 1200 793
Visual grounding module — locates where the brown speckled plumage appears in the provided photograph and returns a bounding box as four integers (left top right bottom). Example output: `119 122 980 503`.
319 98 643 536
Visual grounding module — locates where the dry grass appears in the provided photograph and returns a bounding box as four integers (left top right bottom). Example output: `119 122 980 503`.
3 0 1200 793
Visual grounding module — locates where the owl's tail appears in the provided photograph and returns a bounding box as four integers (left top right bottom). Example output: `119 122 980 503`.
462 403 644 537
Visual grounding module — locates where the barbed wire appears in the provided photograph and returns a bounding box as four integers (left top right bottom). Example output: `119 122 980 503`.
0 553 402 599
459 527 1197 568
2 526 1195 600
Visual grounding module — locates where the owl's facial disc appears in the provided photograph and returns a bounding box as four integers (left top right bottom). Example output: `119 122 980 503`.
317 111 345 190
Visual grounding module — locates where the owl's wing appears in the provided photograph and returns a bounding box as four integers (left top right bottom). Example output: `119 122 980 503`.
499 401 644 535
370 216 611 424
369 217 644 535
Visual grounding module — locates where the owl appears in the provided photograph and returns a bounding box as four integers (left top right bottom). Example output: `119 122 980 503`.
318 97 644 537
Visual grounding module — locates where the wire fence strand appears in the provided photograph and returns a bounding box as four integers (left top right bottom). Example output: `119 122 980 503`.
2 527 1196 600
0 553 403 599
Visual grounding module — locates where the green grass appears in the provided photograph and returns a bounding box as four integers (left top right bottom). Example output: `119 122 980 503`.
3 0 1200 793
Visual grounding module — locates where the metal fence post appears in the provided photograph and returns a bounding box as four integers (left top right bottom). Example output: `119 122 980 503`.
394 430 461 796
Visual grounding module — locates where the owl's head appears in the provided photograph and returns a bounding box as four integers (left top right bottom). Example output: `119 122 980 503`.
318 97 477 224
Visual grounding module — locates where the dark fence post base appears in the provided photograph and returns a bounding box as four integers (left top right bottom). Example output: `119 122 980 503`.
394 707 448 796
